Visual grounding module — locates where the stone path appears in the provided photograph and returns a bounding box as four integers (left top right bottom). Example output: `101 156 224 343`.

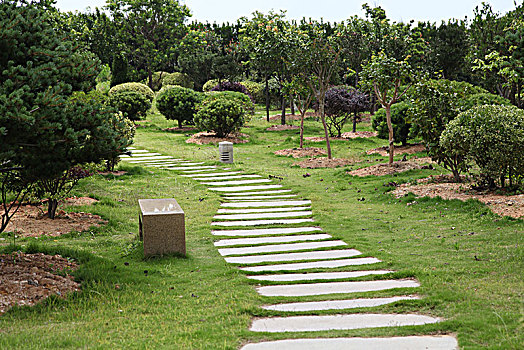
121 148 458 349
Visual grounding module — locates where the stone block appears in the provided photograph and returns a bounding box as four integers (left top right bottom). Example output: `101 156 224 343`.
139 198 185 257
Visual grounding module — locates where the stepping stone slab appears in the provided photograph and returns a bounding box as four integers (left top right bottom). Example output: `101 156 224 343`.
218 240 347 256
250 313 441 332
209 185 283 192
247 269 392 282
120 153 160 158
256 279 420 297
262 296 420 312
214 234 331 247
182 169 220 173
240 336 458 350
128 149 148 153
224 249 361 264
240 257 380 272
194 175 262 181
203 179 272 186
223 195 298 200
212 227 321 237
216 207 311 214
211 218 314 227
167 166 217 170
127 156 173 162
224 190 292 196
130 159 182 164
165 162 204 166
213 211 312 220
181 172 242 177
221 201 311 208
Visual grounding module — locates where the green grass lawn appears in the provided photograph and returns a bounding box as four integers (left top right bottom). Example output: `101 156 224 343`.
1 107 522 349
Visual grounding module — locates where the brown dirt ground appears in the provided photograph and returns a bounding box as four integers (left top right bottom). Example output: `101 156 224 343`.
348 161 424 177
0 252 80 314
266 125 299 131
97 170 127 176
3 197 106 237
269 112 319 121
274 147 327 158
340 131 378 139
293 157 356 169
392 175 524 218
164 126 198 133
186 132 249 145
366 143 426 156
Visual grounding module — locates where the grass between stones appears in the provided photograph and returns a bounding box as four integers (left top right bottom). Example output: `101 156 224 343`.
0 106 522 349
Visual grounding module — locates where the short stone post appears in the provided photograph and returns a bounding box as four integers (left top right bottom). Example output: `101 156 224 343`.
138 198 185 257
219 141 234 163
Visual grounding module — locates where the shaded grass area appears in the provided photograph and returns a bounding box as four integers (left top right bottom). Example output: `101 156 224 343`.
1 107 522 349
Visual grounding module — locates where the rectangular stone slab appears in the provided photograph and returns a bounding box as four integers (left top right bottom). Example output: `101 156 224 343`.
214 234 331 247
211 227 322 237
240 257 380 272
128 149 148 153
240 336 458 350
181 172 243 177
220 200 311 208
224 249 361 264
120 153 160 158
129 156 175 162
217 207 311 214
247 270 392 282
224 190 292 196
222 195 298 200
218 240 347 256
166 166 217 170
256 279 420 297
262 296 420 312
209 185 283 192
211 218 314 227
129 160 182 164
182 169 220 173
195 175 262 181
250 313 441 333
202 179 272 186
213 211 312 220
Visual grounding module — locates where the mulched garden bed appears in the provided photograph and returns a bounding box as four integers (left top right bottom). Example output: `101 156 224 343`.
348 161 424 177
366 143 425 156
293 157 355 168
274 147 327 158
185 132 249 145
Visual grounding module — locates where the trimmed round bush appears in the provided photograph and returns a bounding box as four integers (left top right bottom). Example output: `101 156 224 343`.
109 82 154 102
440 105 524 188
372 102 412 145
162 72 194 89
109 91 151 121
156 86 203 128
241 80 264 103
463 93 511 110
194 97 245 137
211 81 251 100
204 91 254 115
203 79 219 92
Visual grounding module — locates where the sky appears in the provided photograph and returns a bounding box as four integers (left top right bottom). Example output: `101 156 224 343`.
54 0 520 24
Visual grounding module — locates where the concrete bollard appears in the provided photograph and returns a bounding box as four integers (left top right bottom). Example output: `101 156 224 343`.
219 141 234 163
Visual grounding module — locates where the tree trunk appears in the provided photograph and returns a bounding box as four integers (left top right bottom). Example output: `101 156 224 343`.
300 112 305 148
386 104 394 166
319 99 332 159
265 77 270 122
290 96 295 115
47 198 58 219
352 115 357 133
281 94 286 125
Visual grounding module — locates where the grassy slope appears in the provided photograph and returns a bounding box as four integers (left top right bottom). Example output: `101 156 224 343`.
1 107 522 349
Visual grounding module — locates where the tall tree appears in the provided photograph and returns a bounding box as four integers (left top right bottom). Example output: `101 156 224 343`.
106 0 190 88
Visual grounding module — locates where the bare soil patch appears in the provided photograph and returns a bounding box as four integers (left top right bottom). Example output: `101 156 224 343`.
392 175 524 218
341 131 378 139
366 143 426 156
305 136 345 142
266 125 299 131
164 126 198 133
411 157 437 165
274 147 327 158
293 157 355 169
348 161 424 177
98 170 127 176
0 252 80 314
185 132 249 145
269 112 318 121
3 197 106 237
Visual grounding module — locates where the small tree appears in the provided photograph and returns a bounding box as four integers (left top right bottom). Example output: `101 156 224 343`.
360 52 413 165
324 87 369 137
110 52 129 87
283 77 315 148
372 102 412 146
